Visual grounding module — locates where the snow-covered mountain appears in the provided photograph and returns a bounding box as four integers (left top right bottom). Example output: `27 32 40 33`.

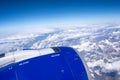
0 23 120 80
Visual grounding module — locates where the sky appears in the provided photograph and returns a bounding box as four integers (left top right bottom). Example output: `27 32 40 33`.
0 0 120 31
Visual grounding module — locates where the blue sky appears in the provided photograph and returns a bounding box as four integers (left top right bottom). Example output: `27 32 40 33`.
0 0 120 31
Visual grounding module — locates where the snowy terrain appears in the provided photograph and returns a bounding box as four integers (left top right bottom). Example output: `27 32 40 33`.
0 23 120 80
